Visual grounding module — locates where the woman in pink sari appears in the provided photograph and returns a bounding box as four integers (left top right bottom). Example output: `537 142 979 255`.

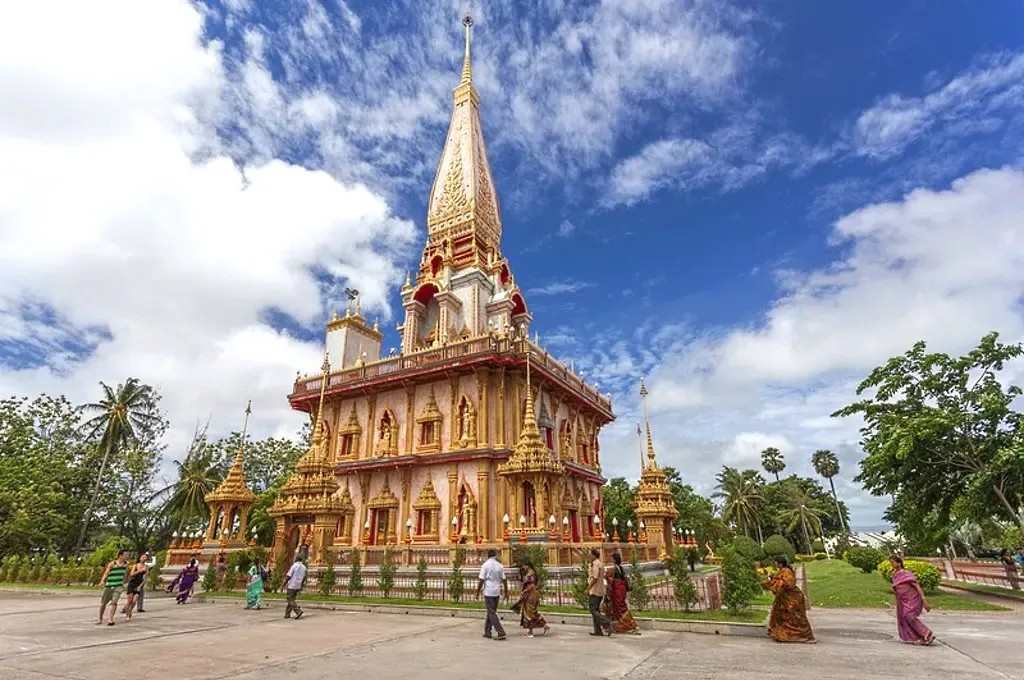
890 556 934 645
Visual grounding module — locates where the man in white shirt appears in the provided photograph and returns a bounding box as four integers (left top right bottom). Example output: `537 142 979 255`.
476 549 507 640
284 556 307 620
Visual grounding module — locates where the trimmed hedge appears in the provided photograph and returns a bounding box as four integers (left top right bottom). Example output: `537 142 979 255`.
846 546 885 573
762 534 796 562
878 559 940 595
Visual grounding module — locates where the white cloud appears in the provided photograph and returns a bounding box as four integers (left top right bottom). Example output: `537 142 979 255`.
0 2 414 459
527 280 595 296
587 167 1024 527
557 220 576 238
852 51 1024 160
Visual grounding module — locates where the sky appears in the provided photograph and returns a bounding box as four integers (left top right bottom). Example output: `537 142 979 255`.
2 0 1024 530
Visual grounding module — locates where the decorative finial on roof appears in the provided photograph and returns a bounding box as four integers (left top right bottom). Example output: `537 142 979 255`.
639 377 656 471
461 15 474 86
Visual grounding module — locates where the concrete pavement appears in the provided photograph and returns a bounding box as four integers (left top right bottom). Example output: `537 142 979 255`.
0 590 1019 679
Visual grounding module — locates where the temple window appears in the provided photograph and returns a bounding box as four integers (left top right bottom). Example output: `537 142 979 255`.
338 405 362 459
416 389 443 453
420 420 436 446
339 433 355 457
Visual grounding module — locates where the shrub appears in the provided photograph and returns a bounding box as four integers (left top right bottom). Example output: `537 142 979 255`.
269 551 290 593
811 538 825 553
1001 525 1024 552
448 547 465 603
201 564 218 592
29 559 42 582
378 548 397 598
628 547 651 611
721 545 761 613
846 546 885 573
347 548 363 596
319 553 337 596
878 559 940 595
668 548 699 611
762 534 796 563
222 566 240 591
146 551 166 591
83 537 127 567
814 553 827 560
570 553 591 609
414 556 428 600
512 544 549 591
730 535 763 563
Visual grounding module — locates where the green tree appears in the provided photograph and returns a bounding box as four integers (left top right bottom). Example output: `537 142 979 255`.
811 449 848 534
378 548 397 598
570 552 591 608
762 534 796 562
834 333 1024 533
448 547 466 603
761 447 785 482
778 488 829 554
201 563 217 592
714 467 765 541
76 378 161 552
627 547 650 611
156 426 225 534
347 548 363 596
601 478 636 531
662 467 721 548
414 555 429 600
720 545 760 613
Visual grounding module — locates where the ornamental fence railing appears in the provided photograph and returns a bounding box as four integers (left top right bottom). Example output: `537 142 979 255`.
918 557 1022 590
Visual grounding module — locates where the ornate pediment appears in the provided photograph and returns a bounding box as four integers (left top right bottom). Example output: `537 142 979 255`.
413 479 442 510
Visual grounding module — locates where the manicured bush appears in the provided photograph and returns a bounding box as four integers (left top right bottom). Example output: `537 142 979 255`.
762 534 796 562
319 553 337 596
846 546 885 573
878 559 940 595
811 538 825 553
668 547 699 611
414 556 429 601
347 548 363 596
813 553 827 560
720 545 761 613
571 553 591 608
628 547 651 611
729 535 763 563
448 547 465 603
378 548 397 598
201 564 217 592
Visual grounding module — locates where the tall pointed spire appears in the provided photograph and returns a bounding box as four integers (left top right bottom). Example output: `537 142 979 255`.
497 351 563 476
205 401 256 507
639 377 658 470
460 15 473 86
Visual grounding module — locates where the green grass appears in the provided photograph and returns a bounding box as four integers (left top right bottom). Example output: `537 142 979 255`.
941 580 1024 602
803 560 1007 611
203 590 765 624
0 581 98 592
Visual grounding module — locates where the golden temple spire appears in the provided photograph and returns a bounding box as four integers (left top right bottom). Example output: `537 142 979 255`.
460 15 473 86
205 401 256 506
497 350 563 476
312 352 330 460
639 377 658 471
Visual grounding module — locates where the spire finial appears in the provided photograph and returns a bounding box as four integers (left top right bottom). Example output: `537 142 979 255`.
235 400 252 467
313 352 330 442
639 377 656 470
460 15 473 86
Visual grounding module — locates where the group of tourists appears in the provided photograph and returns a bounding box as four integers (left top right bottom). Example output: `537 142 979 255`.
762 553 936 646
475 547 641 641
96 549 154 626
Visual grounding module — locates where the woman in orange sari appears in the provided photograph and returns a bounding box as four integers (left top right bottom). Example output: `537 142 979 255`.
762 556 815 643
604 552 640 634
513 564 549 638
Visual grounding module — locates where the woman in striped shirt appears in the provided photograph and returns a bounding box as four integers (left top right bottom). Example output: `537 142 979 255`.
97 550 129 626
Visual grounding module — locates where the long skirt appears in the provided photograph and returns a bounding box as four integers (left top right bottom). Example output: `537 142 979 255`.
518 588 547 630
768 588 815 642
246 577 263 609
895 586 934 644
606 579 639 633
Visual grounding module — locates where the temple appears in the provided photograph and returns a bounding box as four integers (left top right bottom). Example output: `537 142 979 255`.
268 18 676 568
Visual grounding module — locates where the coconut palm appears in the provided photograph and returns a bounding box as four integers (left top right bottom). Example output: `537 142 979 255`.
155 424 225 533
761 447 785 482
76 378 160 552
714 467 765 541
811 449 848 533
779 488 829 554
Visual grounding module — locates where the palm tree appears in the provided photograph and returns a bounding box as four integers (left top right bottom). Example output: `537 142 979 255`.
761 447 785 482
779 489 829 554
155 424 225 533
76 378 160 552
714 467 765 541
812 449 848 533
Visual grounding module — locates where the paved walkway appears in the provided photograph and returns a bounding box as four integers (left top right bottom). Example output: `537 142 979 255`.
0 591 1020 679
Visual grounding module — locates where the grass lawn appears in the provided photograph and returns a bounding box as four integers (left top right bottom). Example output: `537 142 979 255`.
803 560 1007 611
0 582 98 592
204 590 766 624
941 580 1024 602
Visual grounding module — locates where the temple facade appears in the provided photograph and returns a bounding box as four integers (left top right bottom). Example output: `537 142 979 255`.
269 19 675 568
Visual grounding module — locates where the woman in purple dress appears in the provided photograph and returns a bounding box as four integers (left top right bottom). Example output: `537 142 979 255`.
167 557 200 604
890 556 934 645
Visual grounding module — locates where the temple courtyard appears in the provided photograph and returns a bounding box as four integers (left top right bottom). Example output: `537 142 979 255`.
0 591 1019 680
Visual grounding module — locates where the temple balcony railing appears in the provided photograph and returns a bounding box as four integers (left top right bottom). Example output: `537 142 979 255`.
290 334 613 414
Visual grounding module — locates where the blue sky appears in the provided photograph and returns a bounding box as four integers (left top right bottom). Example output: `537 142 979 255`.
2 1 1024 529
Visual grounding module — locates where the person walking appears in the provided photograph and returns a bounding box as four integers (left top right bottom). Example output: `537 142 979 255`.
245 558 265 610
476 549 507 641
135 551 156 612
890 555 934 645
122 554 148 621
283 556 307 620
1000 549 1020 590
513 562 548 637
587 548 612 637
762 556 815 643
97 550 129 626
166 555 200 604
605 552 640 634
